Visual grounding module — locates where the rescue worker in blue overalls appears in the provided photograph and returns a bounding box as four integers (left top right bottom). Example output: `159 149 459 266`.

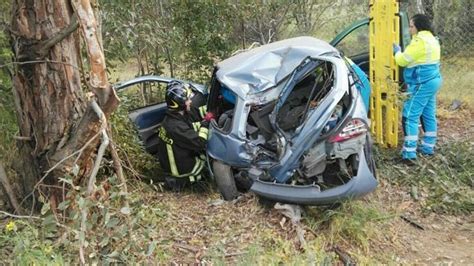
393 14 442 164
157 81 213 190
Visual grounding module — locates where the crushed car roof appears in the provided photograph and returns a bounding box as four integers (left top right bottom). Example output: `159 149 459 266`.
216 36 339 95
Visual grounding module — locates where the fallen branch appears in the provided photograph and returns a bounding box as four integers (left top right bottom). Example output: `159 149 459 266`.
173 243 200 253
18 130 102 215
108 126 132 234
333 246 355 265
120 148 144 180
0 210 77 233
72 0 119 262
86 103 108 194
400 215 425 230
107 126 128 199
0 163 23 214
13 135 32 141
80 100 108 264
0 210 39 220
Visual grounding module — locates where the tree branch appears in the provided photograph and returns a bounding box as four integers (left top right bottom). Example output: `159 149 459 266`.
0 60 80 70
0 210 40 220
81 100 108 265
18 128 102 214
0 163 23 214
86 101 108 194
107 127 129 199
14 15 79 61
35 15 79 59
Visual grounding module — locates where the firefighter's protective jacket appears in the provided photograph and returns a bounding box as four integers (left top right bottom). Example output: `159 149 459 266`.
157 110 208 182
189 91 207 121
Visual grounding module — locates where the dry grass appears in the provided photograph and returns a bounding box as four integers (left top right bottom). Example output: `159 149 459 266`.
438 56 474 104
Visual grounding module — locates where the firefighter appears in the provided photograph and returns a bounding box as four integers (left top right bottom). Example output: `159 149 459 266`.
393 14 442 164
166 80 208 122
157 80 213 190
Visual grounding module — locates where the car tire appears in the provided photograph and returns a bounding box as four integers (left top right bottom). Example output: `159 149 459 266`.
212 160 239 200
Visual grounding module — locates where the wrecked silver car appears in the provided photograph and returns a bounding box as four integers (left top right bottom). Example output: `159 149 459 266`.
115 36 377 205
206 36 377 204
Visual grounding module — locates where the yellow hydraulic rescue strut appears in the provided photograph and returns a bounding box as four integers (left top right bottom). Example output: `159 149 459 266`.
369 0 400 148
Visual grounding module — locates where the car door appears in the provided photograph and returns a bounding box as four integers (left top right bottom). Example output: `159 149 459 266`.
330 18 370 73
330 13 410 75
113 76 206 155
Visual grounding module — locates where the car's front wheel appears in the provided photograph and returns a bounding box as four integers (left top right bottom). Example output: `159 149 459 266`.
212 160 239 200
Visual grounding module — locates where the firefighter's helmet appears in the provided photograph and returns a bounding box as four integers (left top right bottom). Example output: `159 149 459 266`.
166 81 191 111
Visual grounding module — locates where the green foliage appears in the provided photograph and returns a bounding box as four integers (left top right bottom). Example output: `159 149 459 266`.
110 94 160 179
0 32 16 164
102 0 235 83
0 2 17 164
378 141 474 214
100 0 371 85
305 201 391 253
0 86 16 163
0 219 65 264
170 1 235 80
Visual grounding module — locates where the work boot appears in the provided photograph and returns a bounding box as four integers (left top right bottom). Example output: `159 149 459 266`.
164 177 188 192
190 180 211 193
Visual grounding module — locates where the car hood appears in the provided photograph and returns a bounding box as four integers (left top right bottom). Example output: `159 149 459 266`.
216 36 338 96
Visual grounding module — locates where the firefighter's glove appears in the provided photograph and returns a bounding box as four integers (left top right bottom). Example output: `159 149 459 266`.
201 120 210 128
392 43 401 54
203 112 215 122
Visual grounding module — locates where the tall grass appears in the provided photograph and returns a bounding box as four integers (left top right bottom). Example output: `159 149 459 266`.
378 141 474 214
438 56 474 104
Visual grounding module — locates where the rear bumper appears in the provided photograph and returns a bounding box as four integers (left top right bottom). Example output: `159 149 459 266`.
250 148 377 205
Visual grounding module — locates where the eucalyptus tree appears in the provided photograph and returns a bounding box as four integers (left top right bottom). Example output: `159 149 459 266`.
9 0 119 209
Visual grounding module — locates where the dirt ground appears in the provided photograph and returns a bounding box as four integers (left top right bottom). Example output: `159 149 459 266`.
394 212 473 264
437 101 474 142
142 187 473 264
392 103 474 264
142 102 474 263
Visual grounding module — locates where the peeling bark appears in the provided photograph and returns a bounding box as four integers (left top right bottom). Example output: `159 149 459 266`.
11 1 85 197
10 0 118 207
71 0 119 109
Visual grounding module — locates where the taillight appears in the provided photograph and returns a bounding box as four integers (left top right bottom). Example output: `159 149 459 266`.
329 118 367 143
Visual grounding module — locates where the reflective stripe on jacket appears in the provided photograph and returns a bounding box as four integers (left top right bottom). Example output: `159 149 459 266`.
395 31 440 68
157 111 208 181
395 31 441 85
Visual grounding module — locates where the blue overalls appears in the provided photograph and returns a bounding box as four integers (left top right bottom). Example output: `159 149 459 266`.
395 31 442 159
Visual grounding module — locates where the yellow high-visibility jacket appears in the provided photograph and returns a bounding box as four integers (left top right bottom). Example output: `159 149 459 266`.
395 31 441 85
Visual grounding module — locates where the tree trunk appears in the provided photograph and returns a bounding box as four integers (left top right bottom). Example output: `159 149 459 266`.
10 0 118 208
